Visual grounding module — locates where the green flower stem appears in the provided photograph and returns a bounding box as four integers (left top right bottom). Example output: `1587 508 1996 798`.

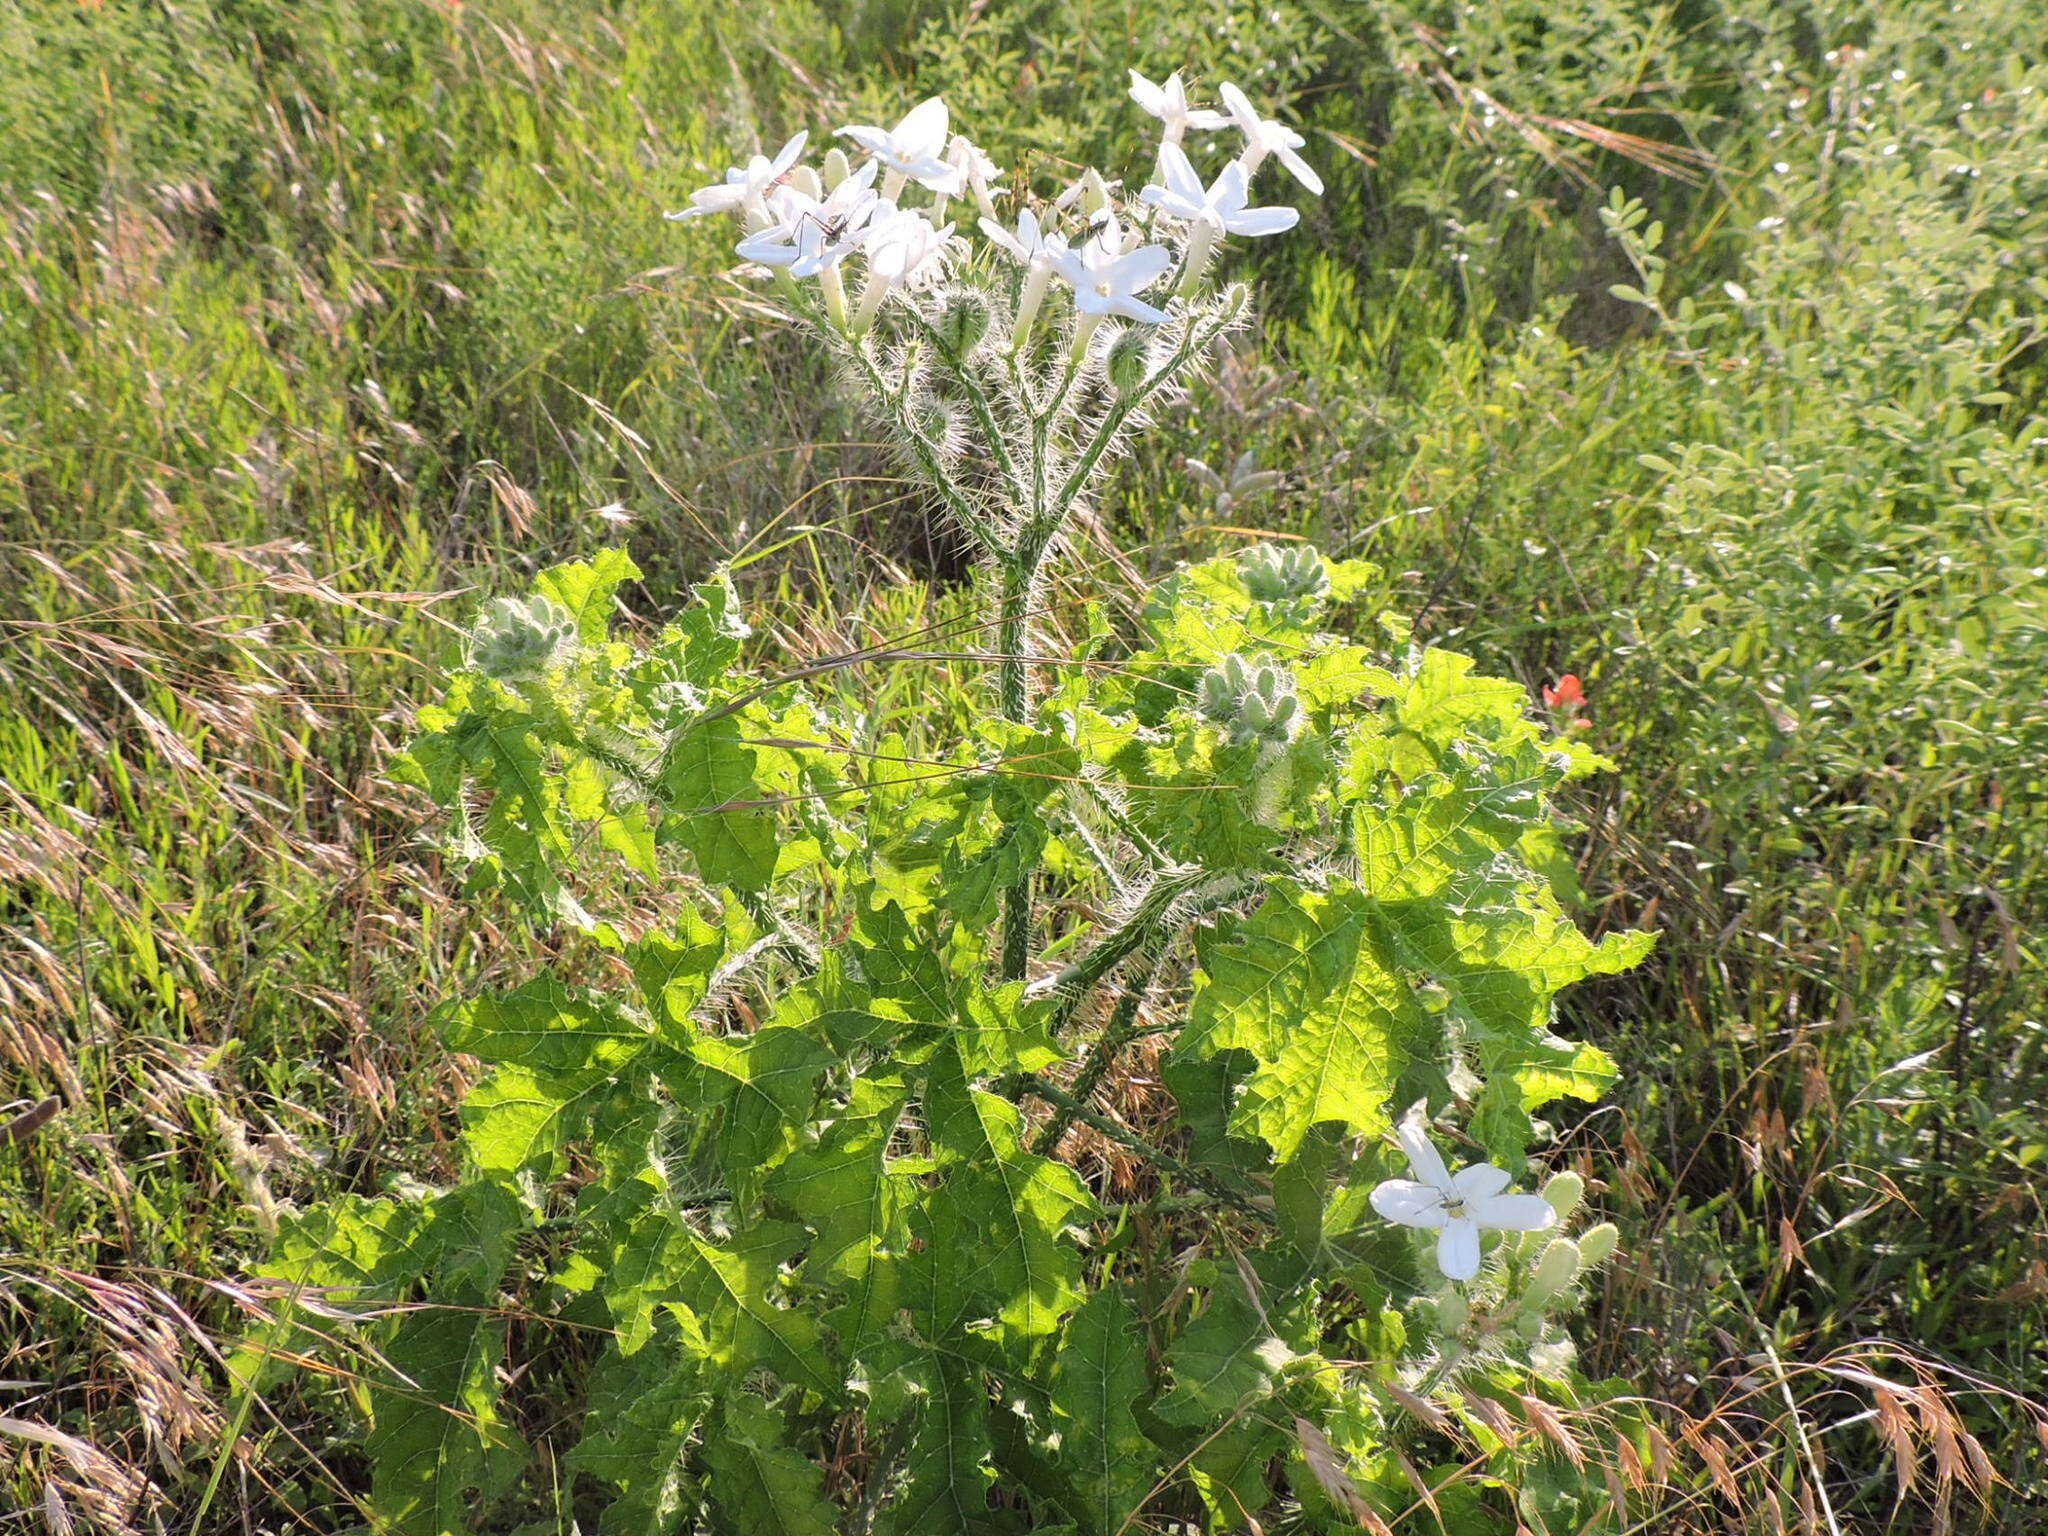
835 328 1005 562
735 886 821 971
1051 311 1223 516
1060 799 1129 897
1080 781 1172 871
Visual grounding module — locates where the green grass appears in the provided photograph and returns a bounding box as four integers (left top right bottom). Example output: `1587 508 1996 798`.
2 0 2043 1529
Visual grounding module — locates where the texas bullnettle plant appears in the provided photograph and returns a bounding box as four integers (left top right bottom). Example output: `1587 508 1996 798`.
250 77 1652 1534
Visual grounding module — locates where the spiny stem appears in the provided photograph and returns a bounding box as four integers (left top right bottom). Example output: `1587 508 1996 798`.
834 325 1005 561
1029 954 1163 1157
1039 865 1208 1022
1052 310 1223 514
1005 1073 1274 1225
996 557 1035 980
899 308 1022 493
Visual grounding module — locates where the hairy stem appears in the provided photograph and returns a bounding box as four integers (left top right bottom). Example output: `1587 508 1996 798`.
836 330 1005 561
1052 311 1223 515
1039 865 1208 1022
996 557 1035 980
900 308 1022 494
1029 954 1163 1157
1005 1073 1273 1225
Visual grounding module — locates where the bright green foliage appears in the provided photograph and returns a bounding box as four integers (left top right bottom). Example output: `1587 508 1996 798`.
7 2 2045 1530
257 541 1642 1532
1049 1286 1151 1535
1184 882 1418 1163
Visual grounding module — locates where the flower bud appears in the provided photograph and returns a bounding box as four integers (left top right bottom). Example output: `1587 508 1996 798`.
936 291 991 358
1196 653 1304 749
822 146 853 191
1541 1170 1585 1222
1523 1237 1582 1311
1240 543 1330 604
1576 1222 1620 1268
1105 327 1150 393
787 164 824 200
469 594 577 682
1072 168 1112 218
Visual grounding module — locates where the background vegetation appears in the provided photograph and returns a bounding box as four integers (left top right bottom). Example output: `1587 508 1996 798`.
1 0 2041 1529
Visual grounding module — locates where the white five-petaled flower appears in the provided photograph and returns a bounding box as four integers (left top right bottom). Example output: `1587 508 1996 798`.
1369 1107 1556 1281
1142 143 1301 237
837 97 965 196
735 160 882 276
1052 217 1174 324
847 204 955 333
1218 82 1324 197
862 205 954 286
1128 69 1230 144
669 130 810 221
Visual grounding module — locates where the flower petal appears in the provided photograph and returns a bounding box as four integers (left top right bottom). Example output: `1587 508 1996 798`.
1157 142 1205 204
1218 82 1260 134
895 97 950 157
1141 189 1204 225
1370 1179 1448 1228
1394 1107 1453 1192
1224 208 1299 237
979 217 1025 261
1110 295 1170 324
1437 1219 1482 1281
1099 248 1171 298
1451 1163 1512 1202
767 130 809 179
1276 145 1325 197
1471 1193 1558 1233
1128 69 1165 116
1207 161 1250 215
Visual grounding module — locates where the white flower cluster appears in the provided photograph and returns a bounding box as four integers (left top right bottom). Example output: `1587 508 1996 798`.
669 72 1320 343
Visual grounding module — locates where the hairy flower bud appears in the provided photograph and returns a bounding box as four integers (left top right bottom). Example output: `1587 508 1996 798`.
469 594 577 682
1240 542 1330 604
1105 326 1150 393
1540 1170 1586 1222
1576 1222 1620 1268
821 145 853 191
1436 1291 1468 1334
1197 653 1302 750
936 290 991 357
1522 1237 1582 1312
